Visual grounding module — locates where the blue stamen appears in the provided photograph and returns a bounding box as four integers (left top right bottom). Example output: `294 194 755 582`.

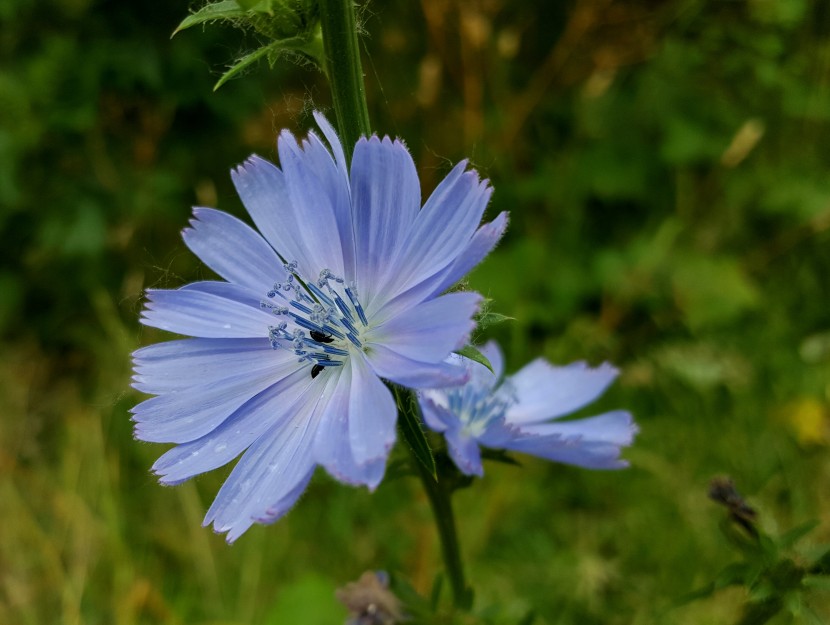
289 313 326 334
306 281 337 310
264 267 370 375
339 314 358 336
320 323 346 340
290 300 314 315
333 293 355 323
318 344 349 356
345 287 368 326
313 359 343 368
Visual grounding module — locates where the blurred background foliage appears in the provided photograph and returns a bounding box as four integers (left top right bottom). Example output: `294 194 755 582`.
2 0 830 623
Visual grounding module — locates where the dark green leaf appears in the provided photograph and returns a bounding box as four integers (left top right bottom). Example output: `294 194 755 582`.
394 388 436 479
456 344 493 373
476 309 514 330
173 1 248 35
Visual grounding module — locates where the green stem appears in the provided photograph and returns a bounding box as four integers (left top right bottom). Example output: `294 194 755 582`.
414 454 473 611
317 0 371 162
316 1 469 610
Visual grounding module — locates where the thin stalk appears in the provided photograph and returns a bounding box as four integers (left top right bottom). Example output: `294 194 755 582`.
414 455 473 611
317 0 371 163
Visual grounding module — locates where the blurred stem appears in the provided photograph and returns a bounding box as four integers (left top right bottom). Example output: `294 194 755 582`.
413 449 473 611
318 0 371 163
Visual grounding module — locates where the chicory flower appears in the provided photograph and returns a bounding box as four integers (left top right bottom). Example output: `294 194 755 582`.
419 341 637 476
132 113 507 541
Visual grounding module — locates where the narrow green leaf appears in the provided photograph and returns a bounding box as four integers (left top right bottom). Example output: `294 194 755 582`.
173 1 247 36
236 0 274 11
476 309 514 330
456 344 493 373
213 37 306 90
394 388 436 479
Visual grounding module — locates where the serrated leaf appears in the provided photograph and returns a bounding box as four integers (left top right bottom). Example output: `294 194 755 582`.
476 309 514 330
456 344 493 373
173 1 248 35
778 519 819 550
394 388 436 479
213 37 307 90
236 0 272 10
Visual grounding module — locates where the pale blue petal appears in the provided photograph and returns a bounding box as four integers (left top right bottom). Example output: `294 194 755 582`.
418 390 453 432
132 354 297 443
423 211 508 299
518 410 638 445
304 130 356 280
506 360 619 424
255 470 316 525
375 162 492 311
277 129 347 277
478 340 505 381
366 344 470 388
314 368 386 487
369 292 482 362
180 280 264 309
153 369 313 485
444 425 484 477
500 411 637 470
203 385 321 543
231 155 319 280
348 354 397 466
372 207 502 322
132 338 275 394
140 288 274 338
313 111 348 178
182 207 285 293
349 136 420 311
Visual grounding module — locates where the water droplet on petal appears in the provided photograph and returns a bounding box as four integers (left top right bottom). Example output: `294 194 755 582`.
214 442 227 453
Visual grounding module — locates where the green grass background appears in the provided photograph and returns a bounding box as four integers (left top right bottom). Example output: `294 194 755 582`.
2 0 830 623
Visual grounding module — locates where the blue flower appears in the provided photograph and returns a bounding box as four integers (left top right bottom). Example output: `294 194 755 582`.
132 113 507 542
419 341 637 476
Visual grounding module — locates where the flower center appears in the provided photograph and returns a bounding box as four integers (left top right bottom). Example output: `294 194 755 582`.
447 379 517 437
261 262 368 377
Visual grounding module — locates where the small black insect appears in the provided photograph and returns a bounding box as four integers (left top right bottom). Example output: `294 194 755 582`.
311 364 325 379
310 330 334 344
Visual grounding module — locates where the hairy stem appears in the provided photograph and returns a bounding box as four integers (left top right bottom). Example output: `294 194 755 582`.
317 0 371 163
